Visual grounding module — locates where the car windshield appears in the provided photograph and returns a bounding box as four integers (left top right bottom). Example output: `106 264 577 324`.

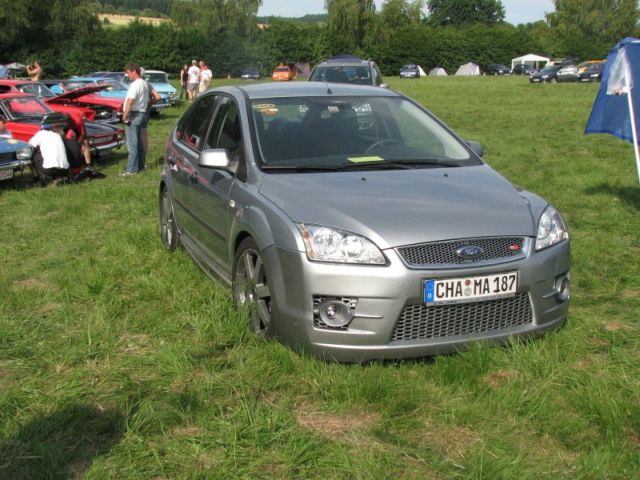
274 67 289 73
251 96 476 170
2 96 50 119
309 66 372 85
145 73 169 83
402 65 417 70
540 67 559 74
17 82 55 98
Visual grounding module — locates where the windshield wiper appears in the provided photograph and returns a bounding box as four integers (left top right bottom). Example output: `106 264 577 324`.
337 159 459 170
261 164 340 172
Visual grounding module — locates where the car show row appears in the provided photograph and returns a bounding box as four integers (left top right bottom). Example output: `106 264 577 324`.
0 69 177 184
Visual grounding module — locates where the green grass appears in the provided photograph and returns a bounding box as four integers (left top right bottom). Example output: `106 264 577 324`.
1 77 638 479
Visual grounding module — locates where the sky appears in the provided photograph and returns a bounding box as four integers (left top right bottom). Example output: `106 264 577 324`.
257 0 556 25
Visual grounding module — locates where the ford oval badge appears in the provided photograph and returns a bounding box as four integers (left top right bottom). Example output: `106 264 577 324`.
456 245 484 260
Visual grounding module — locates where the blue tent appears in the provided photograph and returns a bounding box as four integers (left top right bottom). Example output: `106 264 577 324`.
0 66 7 79
585 37 640 183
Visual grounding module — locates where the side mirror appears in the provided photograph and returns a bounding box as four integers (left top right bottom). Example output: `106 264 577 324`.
466 140 484 157
198 149 231 170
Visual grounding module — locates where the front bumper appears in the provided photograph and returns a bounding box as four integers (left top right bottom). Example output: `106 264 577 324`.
266 240 570 362
89 137 125 155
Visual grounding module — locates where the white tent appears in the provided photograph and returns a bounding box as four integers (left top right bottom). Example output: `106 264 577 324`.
417 65 427 77
455 62 480 76
429 67 448 76
511 54 549 71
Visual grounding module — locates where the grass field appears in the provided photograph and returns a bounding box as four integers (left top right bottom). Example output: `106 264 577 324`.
98 14 169 28
1 77 638 479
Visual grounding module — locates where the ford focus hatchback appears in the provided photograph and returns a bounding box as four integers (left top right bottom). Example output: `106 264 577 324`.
159 83 570 361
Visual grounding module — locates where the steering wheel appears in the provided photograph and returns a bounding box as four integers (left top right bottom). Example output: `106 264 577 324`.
364 138 402 153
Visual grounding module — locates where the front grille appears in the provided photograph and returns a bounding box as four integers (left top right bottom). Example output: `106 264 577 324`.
397 237 526 267
0 152 17 163
313 296 357 330
390 292 532 342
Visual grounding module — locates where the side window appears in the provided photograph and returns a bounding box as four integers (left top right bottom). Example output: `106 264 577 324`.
176 94 217 151
0 86 10 93
205 97 242 155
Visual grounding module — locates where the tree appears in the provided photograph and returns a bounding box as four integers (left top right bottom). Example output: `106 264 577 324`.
325 0 377 53
171 0 262 36
547 0 640 59
380 0 425 30
427 0 505 26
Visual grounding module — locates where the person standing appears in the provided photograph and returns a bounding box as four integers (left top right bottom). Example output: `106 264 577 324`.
187 60 200 100
27 61 42 81
121 63 149 176
199 62 212 94
179 64 189 100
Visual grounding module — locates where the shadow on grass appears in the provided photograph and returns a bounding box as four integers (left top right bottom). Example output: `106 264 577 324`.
585 183 640 209
0 403 124 480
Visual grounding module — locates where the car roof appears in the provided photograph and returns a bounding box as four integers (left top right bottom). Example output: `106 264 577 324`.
218 82 399 100
144 70 166 74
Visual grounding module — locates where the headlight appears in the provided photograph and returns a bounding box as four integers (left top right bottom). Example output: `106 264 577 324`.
536 206 568 251
16 146 32 160
297 224 386 265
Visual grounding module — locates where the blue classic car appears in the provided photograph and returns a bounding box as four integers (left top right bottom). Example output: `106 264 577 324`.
143 70 178 108
0 137 33 182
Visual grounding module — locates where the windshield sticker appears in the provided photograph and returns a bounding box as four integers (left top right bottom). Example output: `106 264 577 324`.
327 105 340 113
348 156 384 163
253 104 279 115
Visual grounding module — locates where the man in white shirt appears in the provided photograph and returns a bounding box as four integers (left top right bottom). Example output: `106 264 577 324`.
29 124 69 184
187 60 200 100
122 63 150 175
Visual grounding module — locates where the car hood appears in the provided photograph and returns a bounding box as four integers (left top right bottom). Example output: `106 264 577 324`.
259 165 538 249
50 85 109 101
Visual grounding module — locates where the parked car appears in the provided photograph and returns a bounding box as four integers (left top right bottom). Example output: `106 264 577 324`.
0 93 125 158
308 56 387 87
0 136 33 183
143 69 178 108
158 82 571 362
512 64 536 76
485 64 510 75
577 62 605 82
399 64 421 79
529 65 563 83
46 78 128 117
241 67 261 80
272 65 293 81
17 80 120 123
556 65 579 82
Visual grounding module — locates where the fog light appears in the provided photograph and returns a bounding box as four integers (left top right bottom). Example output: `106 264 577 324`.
555 274 570 302
318 300 354 328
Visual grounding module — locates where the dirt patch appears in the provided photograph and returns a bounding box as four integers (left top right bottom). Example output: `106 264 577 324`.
171 426 204 437
14 278 52 290
602 320 630 332
119 333 153 353
416 420 482 460
621 289 638 299
294 401 380 438
37 302 63 316
482 369 518 389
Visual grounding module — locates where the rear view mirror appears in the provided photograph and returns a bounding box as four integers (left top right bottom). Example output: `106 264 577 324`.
466 140 484 157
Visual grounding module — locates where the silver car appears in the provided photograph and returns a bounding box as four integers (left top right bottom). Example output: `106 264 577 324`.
159 83 570 362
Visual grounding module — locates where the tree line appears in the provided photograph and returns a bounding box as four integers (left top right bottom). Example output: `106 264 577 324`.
0 0 638 78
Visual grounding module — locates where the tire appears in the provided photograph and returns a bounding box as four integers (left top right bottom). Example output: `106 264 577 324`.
159 187 179 251
232 238 274 338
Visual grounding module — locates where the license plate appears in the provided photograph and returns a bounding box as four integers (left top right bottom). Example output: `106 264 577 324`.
424 272 518 305
0 170 14 181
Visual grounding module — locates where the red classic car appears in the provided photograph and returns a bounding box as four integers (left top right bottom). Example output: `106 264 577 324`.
0 93 124 158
